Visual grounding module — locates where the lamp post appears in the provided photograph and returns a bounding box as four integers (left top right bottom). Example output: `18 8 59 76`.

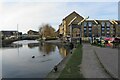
78 16 89 44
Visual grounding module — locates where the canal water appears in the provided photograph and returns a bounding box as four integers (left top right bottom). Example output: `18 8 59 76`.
1 40 70 78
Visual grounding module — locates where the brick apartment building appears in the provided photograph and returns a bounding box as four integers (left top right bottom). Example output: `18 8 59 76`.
57 11 120 40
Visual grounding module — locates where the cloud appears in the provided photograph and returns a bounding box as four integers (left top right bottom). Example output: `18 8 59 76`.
0 2 64 32
0 2 118 33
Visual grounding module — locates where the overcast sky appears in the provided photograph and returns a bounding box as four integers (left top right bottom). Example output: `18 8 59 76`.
0 0 119 33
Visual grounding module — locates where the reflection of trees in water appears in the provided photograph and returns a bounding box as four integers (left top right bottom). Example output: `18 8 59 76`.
39 43 71 58
39 42 56 55
27 42 71 57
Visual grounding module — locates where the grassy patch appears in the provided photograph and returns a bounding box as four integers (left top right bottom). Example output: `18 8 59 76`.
58 44 83 79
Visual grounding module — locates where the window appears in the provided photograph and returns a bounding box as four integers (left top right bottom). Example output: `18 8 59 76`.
102 28 105 30
89 28 92 32
84 28 87 30
84 22 87 26
89 32 92 37
84 30 87 33
107 28 110 30
101 22 105 26
88 22 92 26
89 28 92 30
107 31 110 34
106 22 110 27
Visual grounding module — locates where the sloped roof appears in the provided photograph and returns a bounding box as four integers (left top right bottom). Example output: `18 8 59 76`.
63 11 84 20
28 30 39 33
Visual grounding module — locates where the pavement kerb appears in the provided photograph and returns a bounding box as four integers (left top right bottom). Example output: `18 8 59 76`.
93 49 117 79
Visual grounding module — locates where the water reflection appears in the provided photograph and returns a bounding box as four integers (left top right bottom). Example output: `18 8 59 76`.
28 43 39 48
2 41 70 57
1 43 23 48
2 41 71 57
38 43 56 55
27 42 70 57
2 40 71 78
27 42 56 55
57 45 69 58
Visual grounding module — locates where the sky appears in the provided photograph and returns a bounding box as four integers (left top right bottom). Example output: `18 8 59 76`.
118 1 120 20
0 0 119 33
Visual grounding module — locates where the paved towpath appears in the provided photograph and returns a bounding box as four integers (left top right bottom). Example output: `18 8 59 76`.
81 43 118 79
93 46 118 78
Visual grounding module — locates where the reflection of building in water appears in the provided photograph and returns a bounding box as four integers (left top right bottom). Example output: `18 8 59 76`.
2 43 23 48
39 43 56 55
58 46 69 57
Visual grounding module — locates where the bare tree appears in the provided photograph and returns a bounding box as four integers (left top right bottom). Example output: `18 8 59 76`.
39 24 56 38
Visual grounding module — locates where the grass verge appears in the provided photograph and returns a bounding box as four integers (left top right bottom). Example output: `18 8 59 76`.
58 44 83 79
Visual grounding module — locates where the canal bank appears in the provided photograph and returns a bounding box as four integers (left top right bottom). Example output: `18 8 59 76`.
46 44 83 79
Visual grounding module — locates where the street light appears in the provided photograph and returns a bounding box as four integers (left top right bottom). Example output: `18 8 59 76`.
78 16 89 44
